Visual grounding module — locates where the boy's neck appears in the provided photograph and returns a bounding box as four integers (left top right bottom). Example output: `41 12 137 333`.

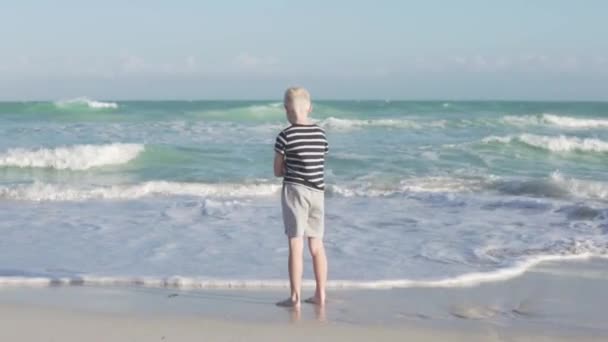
292 119 312 126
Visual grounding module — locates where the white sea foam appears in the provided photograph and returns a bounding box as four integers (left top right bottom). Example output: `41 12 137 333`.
3 174 604 202
0 143 144 170
501 115 542 126
55 97 118 109
0 182 281 201
328 176 488 197
483 134 608 153
0 174 493 202
0 171 494 202
551 172 608 201
318 117 422 130
502 113 608 129
398 176 488 193
1 254 605 289
253 102 282 110
542 114 608 129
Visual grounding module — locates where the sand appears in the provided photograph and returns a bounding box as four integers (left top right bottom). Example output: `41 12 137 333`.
1 258 607 341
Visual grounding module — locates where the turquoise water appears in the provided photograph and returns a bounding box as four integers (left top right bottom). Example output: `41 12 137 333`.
0 98 607 287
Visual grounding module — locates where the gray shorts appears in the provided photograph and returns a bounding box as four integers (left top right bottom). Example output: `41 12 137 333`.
281 182 325 238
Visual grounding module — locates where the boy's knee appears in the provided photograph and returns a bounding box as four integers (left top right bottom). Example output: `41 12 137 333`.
288 237 304 251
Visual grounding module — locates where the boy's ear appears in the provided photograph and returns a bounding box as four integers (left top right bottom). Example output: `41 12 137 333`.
308 104 313 114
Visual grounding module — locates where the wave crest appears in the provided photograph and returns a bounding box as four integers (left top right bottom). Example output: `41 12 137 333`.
0 143 144 170
543 114 608 129
503 114 608 129
2 173 606 202
0 176 485 202
328 176 488 197
483 134 608 153
55 97 118 109
318 117 440 130
550 172 608 201
0 182 281 201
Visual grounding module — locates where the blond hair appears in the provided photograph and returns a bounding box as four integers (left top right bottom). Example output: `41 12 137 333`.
284 87 311 123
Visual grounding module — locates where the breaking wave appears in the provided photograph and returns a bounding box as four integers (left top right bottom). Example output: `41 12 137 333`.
482 134 608 153
328 176 489 197
502 113 608 129
0 181 281 201
55 97 118 109
317 117 445 130
550 172 608 201
1 172 605 202
0 143 144 170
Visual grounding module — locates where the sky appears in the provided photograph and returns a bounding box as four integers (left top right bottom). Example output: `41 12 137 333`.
0 0 607 100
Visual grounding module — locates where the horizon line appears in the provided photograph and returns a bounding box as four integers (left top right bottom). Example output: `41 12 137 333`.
1 98 607 104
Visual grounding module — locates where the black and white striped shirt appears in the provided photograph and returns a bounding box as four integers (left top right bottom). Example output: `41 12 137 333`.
274 124 329 191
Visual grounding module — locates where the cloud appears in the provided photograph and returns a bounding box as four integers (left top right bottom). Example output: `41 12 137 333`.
1 51 605 81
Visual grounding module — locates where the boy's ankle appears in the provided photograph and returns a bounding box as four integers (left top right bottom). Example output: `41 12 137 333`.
291 293 300 303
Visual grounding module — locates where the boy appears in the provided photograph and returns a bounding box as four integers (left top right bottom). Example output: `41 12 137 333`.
274 87 328 308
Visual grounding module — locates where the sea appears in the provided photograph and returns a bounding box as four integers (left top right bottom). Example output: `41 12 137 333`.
0 97 607 289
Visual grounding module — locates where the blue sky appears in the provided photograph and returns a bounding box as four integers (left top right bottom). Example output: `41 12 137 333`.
1 0 607 100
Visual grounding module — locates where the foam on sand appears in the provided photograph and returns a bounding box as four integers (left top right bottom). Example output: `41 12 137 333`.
0 254 606 289
0 143 144 170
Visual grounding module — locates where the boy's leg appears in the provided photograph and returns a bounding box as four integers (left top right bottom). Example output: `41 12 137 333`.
277 237 303 307
288 236 304 304
277 237 304 308
277 184 306 307
307 236 327 305
304 189 326 305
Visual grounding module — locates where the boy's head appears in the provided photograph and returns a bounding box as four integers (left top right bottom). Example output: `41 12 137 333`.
284 87 312 124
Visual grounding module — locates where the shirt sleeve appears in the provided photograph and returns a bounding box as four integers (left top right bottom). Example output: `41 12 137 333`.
324 140 329 154
274 132 287 154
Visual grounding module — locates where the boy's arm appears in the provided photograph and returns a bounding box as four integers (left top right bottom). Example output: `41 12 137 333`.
273 152 285 177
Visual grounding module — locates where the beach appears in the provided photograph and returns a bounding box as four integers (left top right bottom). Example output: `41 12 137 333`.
1 100 607 340
3 0 607 339
1 258 607 341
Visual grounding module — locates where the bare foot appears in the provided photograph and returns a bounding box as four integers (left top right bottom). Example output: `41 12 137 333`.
276 298 301 308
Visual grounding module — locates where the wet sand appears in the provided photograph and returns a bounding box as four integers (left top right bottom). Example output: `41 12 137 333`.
0 258 607 341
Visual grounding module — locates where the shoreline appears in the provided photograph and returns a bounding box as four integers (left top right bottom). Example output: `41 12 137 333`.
1 258 607 341
1 253 605 290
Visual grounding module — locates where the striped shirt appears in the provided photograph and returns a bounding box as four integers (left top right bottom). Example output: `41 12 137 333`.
274 124 329 191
